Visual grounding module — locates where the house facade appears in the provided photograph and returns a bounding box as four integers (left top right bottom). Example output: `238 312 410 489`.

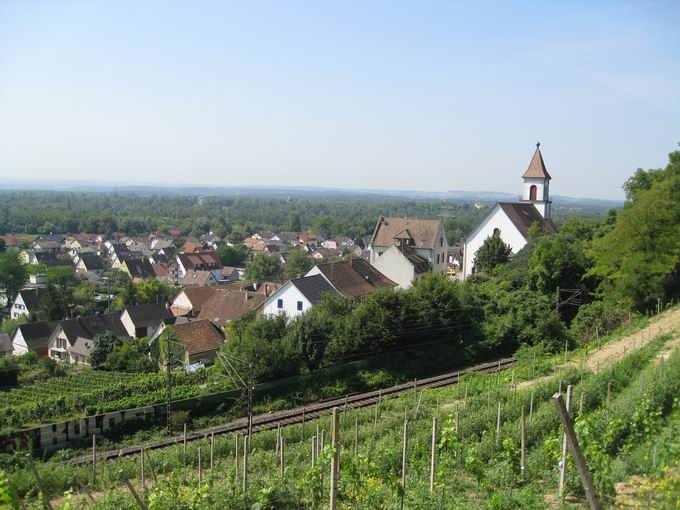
259 274 335 319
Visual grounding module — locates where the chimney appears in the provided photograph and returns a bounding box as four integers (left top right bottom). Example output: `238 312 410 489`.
244 290 249 302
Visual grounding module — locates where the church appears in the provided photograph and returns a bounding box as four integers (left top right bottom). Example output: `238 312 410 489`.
462 143 556 278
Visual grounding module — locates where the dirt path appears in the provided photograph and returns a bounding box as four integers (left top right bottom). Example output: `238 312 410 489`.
516 306 680 391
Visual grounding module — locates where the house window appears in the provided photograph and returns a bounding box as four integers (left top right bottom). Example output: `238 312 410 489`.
277 299 283 309
296 301 303 311
493 228 500 237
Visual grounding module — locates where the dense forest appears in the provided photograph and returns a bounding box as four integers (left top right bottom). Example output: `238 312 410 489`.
0 189 611 244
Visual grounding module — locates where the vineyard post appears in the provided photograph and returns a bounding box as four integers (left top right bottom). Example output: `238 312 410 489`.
430 416 437 492
559 385 573 498
529 391 534 424
495 401 502 448
26 454 52 510
595 326 599 349
183 424 187 465
302 407 306 438
316 424 320 454
374 399 379 430
579 391 585 416
140 447 145 488
520 406 526 479
210 432 214 469
401 418 409 508
564 338 568 364
243 435 249 496
354 416 359 455
311 435 317 467
329 407 340 510
145 449 157 483
280 436 285 478
456 371 460 400
455 402 459 434
552 393 603 510
120 469 147 510
198 447 202 486
321 429 326 450
234 434 239 485
487 382 491 412
92 434 96 484
607 382 612 410
276 424 281 454
464 384 468 410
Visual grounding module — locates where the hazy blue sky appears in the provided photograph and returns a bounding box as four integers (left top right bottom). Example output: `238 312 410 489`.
1 1 679 199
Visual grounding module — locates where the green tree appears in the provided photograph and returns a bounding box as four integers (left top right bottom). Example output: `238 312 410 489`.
528 234 591 294
90 331 125 369
283 248 313 278
158 328 186 368
134 278 174 304
473 236 512 274
39 283 69 321
244 253 281 283
589 150 680 310
0 239 5 252
105 339 156 372
0 251 28 305
286 212 302 232
216 244 250 267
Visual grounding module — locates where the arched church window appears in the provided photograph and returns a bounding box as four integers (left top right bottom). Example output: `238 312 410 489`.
493 228 500 237
529 185 537 201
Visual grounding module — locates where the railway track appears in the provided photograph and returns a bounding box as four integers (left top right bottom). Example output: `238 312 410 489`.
69 356 516 465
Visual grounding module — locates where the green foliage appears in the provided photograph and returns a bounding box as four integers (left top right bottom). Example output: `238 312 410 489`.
244 253 281 283
282 247 313 278
90 331 125 369
473 235 512 274
0 250 27 304
286 212 302 232
0 315 29 337
158 328 185 368
528 233 592 294
589 150 680 310
105 339 156 372
569 300 632 344
134 278 175 305
0 357 19 387
216 244 249 267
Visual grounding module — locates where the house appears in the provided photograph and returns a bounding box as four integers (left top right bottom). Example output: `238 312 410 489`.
180 241 205 254
219 266 241 283
462 143 556 278
170 287 224 317
156 319 225 366
197 288 271 327
311 247 341 260
75 252 106 275
305 259 396 299
369 216 448 288
47 313 128 364
10 288 45 319
121 258 155 282
11 321 57 356
259 274 336 318
177 252 222 278
36 234 64 245
31 251 62 267
277 232 299 246
109 245 132 269
0 333 12 357
150 262 173 283
180 269 219 288
121 303 174 339
32 240 61 252
150 238 174 251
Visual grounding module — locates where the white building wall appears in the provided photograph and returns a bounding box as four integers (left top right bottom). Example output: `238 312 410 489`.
521 178 551 218
261 282 313 318
12 329 29 355
462 206 528 278
10 294 29 319
120 310 136 338
371 245 417 289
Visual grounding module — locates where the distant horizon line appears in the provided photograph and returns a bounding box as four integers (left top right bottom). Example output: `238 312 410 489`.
0 178 623 205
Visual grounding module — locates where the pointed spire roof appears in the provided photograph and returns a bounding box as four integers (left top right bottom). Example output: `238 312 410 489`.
522 142 551 180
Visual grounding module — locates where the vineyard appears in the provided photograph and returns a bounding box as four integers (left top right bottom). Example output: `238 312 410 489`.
0 369 232 431
2 312 679 509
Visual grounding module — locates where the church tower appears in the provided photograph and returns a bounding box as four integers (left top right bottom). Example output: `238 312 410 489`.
521 142 552 219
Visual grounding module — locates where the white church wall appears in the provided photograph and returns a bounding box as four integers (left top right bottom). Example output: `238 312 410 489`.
463 207 528 278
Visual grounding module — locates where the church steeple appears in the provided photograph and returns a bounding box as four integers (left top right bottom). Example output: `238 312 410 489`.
521 142 552 219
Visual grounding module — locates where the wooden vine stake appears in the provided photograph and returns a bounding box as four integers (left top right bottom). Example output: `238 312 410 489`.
198 447 202 486
329 407 340 510
26 454 53 510
140 447 145 488
311 435 317 467
183 423 187 465
430 417 437 492
234 434 239 484
401 418 409 506
520 406 526 479
559 385 573 498
280 436 285 478
120 469 147 510
354 416 359 455
92 434 97 484
607 382 612 410
495 401 502 447
210 432 214 469
243 435 249 495
552 393 603 510
529 391 534 424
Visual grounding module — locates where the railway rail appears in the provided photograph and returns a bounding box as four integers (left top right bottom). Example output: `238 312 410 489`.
69 356 516 465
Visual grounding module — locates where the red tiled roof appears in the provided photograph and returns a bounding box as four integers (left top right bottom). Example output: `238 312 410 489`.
171 320 224 355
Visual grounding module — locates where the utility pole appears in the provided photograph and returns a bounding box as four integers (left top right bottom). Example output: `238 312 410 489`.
166 357 173 436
